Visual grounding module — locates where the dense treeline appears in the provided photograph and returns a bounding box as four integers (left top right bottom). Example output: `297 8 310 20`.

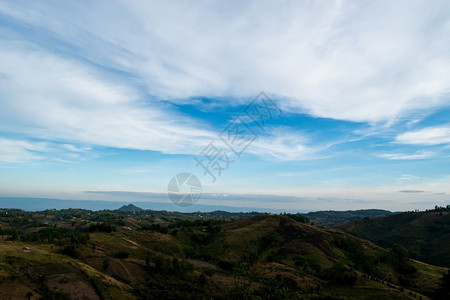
87 223 116 233
21 227 90 245
0 227 19 240
284 213 310 224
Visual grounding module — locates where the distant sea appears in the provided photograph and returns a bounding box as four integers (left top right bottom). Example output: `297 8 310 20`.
0 197 300 213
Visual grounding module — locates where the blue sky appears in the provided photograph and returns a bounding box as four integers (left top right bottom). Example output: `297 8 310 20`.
0 0 449 211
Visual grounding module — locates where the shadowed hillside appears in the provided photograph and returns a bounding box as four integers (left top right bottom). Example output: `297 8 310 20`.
302 209 396 227
337 206 450 268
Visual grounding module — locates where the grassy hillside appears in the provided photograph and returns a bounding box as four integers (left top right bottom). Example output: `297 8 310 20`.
302 209 395 227
0 209 448 299
336 207 450 268
0 242 134 299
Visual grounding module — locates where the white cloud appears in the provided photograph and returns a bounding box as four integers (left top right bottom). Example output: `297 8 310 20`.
0 138 96 163
378 151 436 160
2 0 450 124
395 125 450 145
397 174 421 181
0 138 46 163
62 144 91 153
0 45 216 155
246 127 322 161
0 45 325 161
1 0 450 162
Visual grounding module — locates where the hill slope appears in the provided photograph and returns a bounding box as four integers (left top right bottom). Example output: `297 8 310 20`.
0 209 448 299
205 214 446 298
302 209 395 226
337 207 450 267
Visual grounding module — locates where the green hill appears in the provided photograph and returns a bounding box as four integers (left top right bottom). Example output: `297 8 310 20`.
302 209 395 227
0 209 448 299
205 214 446 298
336 207 450 268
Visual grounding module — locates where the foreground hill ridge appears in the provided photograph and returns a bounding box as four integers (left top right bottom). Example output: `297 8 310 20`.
0 207 449 299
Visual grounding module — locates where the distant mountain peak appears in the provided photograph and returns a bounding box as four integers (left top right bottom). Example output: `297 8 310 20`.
118 204 143 212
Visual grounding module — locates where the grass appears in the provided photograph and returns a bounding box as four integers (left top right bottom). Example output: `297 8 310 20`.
1 213 448 299
0 240 136 299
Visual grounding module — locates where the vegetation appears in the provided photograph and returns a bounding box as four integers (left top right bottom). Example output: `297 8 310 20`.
21 227 90 244
0 206 447 299
88 222 116 233
303 209 395 227
337 206 450 267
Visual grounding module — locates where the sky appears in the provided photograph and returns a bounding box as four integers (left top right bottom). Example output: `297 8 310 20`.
0 0 450 212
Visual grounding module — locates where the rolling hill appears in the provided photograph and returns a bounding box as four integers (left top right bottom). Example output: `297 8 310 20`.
302 209 396 226
0 208 448 299
337 207 450 268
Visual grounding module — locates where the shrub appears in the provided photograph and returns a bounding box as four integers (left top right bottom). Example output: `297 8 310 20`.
88 223 116 233
321 262 357 286
112 274 131 284
102 258 110 271
218 260 235 271
153 255 164 272
286 213 310 224
114 250 129 259
61 245 78 258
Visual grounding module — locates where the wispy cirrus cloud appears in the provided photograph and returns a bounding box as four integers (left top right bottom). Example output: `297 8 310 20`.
0 138 90 163
397 174 422 181
62 144 91 153
378 151 436 160
1 0 450 125
246 127 313 161
0 138 46 163
395 125 450 145
0 44 216 155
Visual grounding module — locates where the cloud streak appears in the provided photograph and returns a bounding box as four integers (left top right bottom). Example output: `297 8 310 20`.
0 138 46 163
0 138 92 163
0 44 216 155
378 151 436 160
396 125 450 145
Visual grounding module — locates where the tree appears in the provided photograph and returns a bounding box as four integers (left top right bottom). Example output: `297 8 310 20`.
233 262 254 290
114 250 129 259
25 292 33 300
61 245 78 258
172 256 180 272
322 262 357 285
392 243 409 261
435 271 450 300
8 229 19 241
392 243 416 274
153 255 164 272
102 258 110 271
